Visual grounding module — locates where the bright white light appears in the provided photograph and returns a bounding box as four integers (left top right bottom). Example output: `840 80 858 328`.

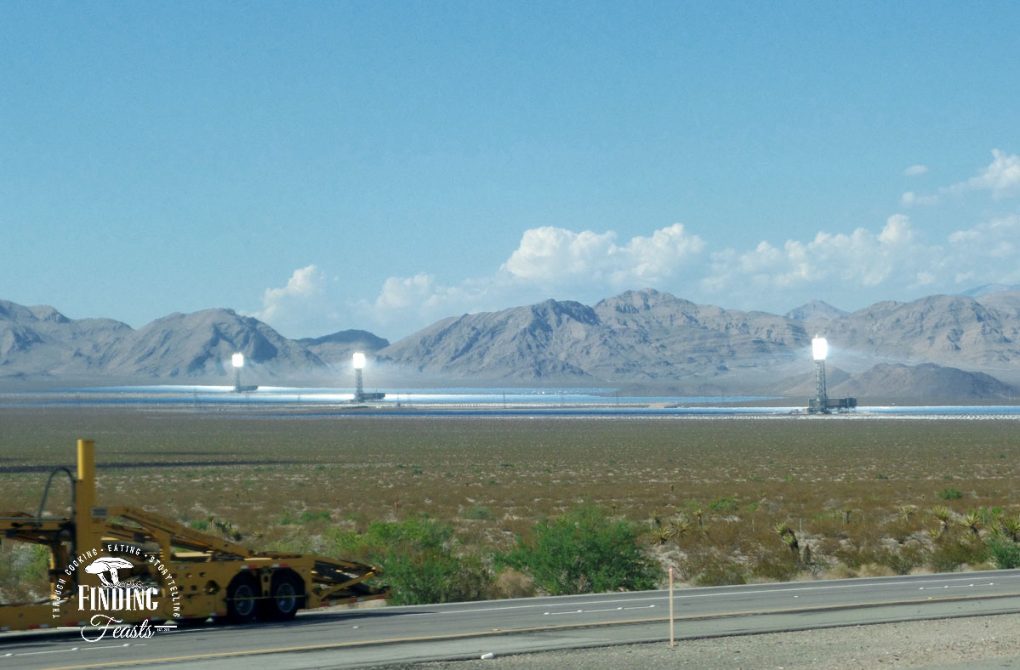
352 352 367 370
811 336 829 362
231 353 245 369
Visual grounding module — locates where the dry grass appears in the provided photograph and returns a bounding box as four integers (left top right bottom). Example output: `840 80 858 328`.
1 408 1018 596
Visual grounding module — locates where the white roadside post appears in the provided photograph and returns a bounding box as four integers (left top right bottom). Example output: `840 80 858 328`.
669 566 675 647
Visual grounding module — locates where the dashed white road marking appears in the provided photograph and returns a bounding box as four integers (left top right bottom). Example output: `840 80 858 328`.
9 641 145 659
920 582 994 591
543 604 654 616
15 648 77 657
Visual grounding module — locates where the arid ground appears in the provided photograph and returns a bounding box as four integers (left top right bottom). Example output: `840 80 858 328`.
2 408 1018 600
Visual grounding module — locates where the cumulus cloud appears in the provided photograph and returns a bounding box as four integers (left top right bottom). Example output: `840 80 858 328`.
878 214 913 244
355 206 1020 335
502 227 616 282
903 164 929 177
904 149 1020 206
252 265 331 335
374 273 438 311
365 272 510 329
946 215 1020 282
373 272 499 313
502 223 704 286
703 215 932 295
703 209 1020 309
363 224 706 329
953 149 1020 199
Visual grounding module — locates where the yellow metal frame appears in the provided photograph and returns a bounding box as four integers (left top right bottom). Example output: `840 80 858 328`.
1 439 386 632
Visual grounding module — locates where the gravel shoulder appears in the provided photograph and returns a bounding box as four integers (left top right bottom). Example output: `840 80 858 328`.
406 613 1020 670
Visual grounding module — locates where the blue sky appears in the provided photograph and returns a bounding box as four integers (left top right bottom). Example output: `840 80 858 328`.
3 2 1019 340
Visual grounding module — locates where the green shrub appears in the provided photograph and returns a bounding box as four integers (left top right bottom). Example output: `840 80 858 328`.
708 497 739 513
380 549 489 605
491 567 536 598
751 550 799 582
501 506 659 595
938 488 963 501
929 539 986 572
0 543 50 602
328 516 491 605
694 559 747 586
986 539 1020 569
463 505 493 521
299 510 331 524
878 545 927 575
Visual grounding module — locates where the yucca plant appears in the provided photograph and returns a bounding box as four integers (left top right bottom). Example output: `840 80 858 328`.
930 505 953 537
648 526 673 545
997 516 1020 543
960 511 983 538
667 516 691 542
774 522 799 555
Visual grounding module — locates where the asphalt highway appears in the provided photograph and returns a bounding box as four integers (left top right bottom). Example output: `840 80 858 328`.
3 570 1019 669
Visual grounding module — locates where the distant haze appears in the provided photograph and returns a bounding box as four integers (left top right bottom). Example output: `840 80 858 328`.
2 288 1018 402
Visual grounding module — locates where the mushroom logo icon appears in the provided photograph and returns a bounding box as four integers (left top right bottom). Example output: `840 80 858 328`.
85 556 134 587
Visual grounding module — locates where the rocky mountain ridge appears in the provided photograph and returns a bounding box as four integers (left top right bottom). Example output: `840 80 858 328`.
0 302 385 382
380 289 1020 388
2 289 1019 400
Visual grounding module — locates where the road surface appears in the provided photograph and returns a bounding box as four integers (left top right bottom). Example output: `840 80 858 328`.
2 570 1019 669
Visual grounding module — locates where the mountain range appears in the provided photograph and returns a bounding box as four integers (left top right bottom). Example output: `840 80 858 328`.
0 300 379 383
2 289 1019 401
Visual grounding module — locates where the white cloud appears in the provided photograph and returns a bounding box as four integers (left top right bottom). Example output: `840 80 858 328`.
363 212 1020 333
502 227 616 282
252 265 331 335
365 272 512 329
374 273 438 311
363 224 705 330
946 215 1020 283
502 223 704 286
703 215 932 295
900 191 939 207
906 149 1020 206
953 149 1020 199
245 148 1020 337
948 214 1020 247
878 214 913 245
703 210 1020 308
349 206 1020 336
617 224 707 283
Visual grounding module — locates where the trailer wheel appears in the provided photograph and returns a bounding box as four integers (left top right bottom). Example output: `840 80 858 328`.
260 570 306 621
225 573 260 624
175 616 209 628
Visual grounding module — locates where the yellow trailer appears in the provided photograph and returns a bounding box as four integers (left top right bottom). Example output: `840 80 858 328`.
0 440 387 633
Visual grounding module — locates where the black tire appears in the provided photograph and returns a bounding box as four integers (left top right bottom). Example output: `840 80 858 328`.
259 570 306 621
174 616 209 628
225 573 260 624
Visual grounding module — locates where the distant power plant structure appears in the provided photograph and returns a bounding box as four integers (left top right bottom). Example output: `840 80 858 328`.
807 336 856 414
230 352 258 393
352 351 385 403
